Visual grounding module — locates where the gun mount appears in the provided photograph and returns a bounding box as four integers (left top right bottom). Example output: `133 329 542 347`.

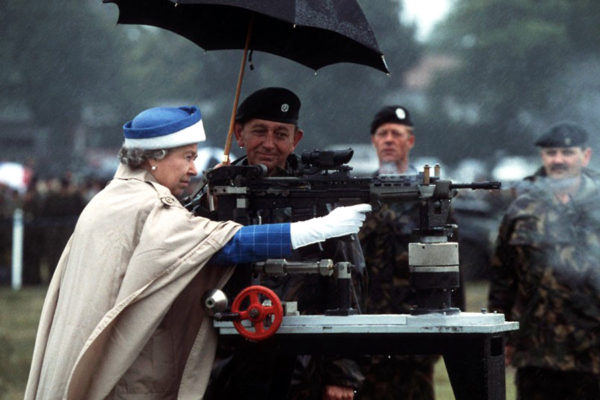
187 149 500 315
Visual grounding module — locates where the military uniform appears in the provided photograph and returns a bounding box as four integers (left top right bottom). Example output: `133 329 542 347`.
357 194 438 400
489 168 600 399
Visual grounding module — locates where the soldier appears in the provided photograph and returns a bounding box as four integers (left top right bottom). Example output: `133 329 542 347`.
488 122 600 400
358 106 441 400
367 105 417 175
231 87 304 176
206 87 364 400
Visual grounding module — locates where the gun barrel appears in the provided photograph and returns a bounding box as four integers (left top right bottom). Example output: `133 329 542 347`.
450 181 501 190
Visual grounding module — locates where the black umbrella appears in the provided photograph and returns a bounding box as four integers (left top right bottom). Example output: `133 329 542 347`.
104 0 389 162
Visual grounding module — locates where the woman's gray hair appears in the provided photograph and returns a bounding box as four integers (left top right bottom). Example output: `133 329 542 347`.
118 147 169 168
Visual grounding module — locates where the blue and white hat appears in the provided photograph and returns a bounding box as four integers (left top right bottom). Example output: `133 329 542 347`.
123 106 206 149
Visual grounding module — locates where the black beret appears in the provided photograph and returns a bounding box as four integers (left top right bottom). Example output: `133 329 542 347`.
235 87 301 125
370 106 413 134
535 122 589 147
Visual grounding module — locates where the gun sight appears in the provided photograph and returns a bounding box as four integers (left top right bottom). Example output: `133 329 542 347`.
301 149 354 170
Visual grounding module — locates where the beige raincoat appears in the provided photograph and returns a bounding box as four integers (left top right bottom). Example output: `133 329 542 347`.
25 165 241 399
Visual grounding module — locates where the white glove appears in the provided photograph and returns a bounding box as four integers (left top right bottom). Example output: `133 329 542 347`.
290 203 372 249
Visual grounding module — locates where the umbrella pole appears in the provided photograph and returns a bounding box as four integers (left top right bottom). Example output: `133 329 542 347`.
222 15 254 164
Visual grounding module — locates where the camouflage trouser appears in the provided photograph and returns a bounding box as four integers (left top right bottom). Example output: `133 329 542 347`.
516 367 600 400
356 355 437 400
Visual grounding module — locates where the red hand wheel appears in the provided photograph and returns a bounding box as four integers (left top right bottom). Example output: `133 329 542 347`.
231 285 284 341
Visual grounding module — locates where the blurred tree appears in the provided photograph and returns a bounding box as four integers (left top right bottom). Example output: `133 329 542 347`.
116 25 242 146
421 0 600 164
563 0 600 55
0 0 131 172
424 0 568 161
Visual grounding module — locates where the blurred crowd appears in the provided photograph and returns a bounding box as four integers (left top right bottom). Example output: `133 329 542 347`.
0 173 109 285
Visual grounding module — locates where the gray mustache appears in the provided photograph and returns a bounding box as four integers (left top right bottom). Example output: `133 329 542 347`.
550 164 568 171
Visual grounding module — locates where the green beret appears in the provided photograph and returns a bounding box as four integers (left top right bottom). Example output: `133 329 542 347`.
235 87 301 125
535 122 589 147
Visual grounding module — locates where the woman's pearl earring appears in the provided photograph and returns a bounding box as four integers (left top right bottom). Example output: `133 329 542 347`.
151 165 157 171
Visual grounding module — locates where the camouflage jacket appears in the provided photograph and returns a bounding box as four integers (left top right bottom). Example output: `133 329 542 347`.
359 200 421 314
488 169 600 373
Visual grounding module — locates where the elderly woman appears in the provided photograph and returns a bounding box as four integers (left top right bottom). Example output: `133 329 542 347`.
25 106 370 400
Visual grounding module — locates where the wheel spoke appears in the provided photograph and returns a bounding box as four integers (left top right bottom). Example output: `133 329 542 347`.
248 292 260 307
264 306 275 314
253 321 265 333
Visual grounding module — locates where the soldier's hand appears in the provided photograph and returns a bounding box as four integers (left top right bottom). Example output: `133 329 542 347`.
322 385 355 400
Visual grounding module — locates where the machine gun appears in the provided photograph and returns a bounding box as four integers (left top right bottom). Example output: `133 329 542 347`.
186 149 500 316
187 149 497 230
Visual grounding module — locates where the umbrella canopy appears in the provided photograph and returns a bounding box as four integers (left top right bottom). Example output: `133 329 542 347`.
104 0 389 161
104 0 388 73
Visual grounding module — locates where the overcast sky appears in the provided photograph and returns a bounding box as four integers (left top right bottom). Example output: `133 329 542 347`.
402 0 452 41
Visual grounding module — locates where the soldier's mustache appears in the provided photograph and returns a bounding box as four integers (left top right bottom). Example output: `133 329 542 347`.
550 164 567 171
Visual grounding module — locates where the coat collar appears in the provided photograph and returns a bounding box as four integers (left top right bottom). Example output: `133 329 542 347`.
113 163 174 199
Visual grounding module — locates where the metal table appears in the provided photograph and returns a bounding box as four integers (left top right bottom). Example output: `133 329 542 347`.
215 311 518 400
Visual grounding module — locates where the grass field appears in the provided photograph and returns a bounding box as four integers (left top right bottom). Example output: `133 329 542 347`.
0 286 46 400
0 281 515 399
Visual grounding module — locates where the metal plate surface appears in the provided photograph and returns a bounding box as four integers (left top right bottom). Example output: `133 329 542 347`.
215 312 519 335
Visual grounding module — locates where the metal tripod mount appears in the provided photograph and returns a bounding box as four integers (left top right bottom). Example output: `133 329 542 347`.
409 165 460 315
409 235 460 315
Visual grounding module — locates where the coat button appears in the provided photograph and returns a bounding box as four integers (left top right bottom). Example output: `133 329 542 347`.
161 196 175 206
